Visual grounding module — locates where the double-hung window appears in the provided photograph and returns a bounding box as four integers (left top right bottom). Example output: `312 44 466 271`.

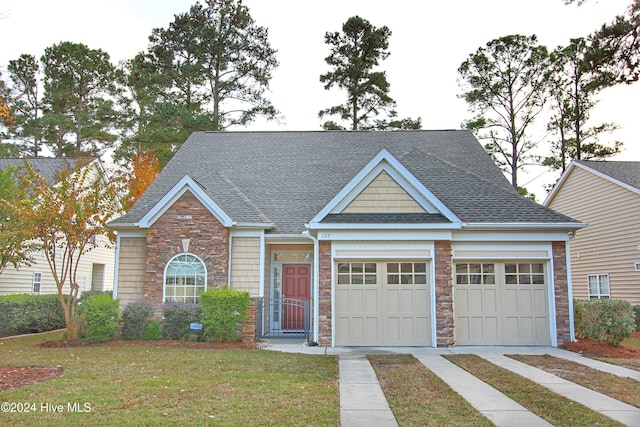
32 272 42 294
587 274 610 299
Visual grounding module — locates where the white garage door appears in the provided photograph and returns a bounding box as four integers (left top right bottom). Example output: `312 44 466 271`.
335 261 431 346
454 262 550 345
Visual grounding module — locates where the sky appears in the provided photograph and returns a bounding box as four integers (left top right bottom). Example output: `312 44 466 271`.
0 0 637 201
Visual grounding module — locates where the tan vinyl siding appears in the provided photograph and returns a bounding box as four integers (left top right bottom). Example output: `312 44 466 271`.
116 237 146 307
548 167 640 304
0 240 115 296
343 171 425 213
230 237 261 297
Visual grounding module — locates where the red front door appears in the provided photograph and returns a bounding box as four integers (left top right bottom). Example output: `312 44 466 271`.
282 264 310 330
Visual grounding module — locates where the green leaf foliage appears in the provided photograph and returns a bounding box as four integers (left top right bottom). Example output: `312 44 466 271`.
319 15 419 130
121 302 155 340
41 41 118 157
81 293 120 343
0 294 66 337
140 320 163 341
162 302 202 340
458 34 549 188
545 37 622 174
574 298 636 346
200 288 249 343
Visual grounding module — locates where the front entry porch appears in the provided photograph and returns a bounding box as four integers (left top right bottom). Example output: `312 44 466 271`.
257 262 312 341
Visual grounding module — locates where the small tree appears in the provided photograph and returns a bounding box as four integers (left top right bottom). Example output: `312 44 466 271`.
0 166 36 275
116 151 159 211
1 158 120 340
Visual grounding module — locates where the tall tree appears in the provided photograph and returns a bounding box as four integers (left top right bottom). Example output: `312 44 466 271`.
458 34 549 188
7 54 43 157
41 42 118 157
115 52 186 163
564 0 640 86
319 16 420 130
148 0 279 131
588 0 640 86
1 159 120 340
545 38 622 173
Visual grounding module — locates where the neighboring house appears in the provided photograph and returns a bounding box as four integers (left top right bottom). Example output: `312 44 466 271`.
544 160 640 305
109 131 584 347
0 158 115 296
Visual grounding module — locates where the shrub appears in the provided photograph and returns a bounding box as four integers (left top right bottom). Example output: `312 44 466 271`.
200 288 250 343
82 293 120 343
0 294 65 336
140 320 163 341
162 302 202 340
121 303 155 340
574 299 636 346
634 305 640 331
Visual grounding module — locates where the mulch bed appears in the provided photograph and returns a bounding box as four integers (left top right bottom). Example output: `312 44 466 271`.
0 366 64 392
561 331 640 358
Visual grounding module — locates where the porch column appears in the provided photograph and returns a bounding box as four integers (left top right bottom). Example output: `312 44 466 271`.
435 240 454 347
553 241 571 346
317 241 332 346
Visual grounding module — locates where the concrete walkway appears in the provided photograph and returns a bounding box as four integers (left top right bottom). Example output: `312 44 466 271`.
339 355 398 427
263 341 640 427
414 354 553 426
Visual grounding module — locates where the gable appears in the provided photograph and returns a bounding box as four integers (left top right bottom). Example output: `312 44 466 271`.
343 171 426 214
138 175 234 228
310 148 460 227
545 161 640 208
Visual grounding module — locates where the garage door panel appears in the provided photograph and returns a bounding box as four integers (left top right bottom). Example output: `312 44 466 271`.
532 288 549 312
484 316 499 341
455 261 550 346
335 260 431 346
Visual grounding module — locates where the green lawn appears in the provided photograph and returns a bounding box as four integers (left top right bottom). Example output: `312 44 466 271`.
0 332 339 426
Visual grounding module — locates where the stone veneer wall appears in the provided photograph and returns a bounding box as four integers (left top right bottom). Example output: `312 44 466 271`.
435 240 454 347
144 191 229 316
552 241 571 346
317 241 332 346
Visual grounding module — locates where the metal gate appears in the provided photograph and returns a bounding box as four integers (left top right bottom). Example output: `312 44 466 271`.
256 298 310 340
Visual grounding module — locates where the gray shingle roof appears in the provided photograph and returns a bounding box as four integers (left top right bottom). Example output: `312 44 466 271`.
111 130 579 233
0 158 76 184
575 160 640 191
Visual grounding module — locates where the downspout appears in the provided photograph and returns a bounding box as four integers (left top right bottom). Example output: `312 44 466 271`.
303 227 319 345
112 233 121 298
227 233 233 286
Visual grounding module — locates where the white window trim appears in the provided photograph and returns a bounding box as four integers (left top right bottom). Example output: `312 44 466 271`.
587 273 610 299
163 253 208 304
32 272 42 294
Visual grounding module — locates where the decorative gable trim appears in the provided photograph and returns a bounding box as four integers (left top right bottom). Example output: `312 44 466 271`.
545 161 640 206
137 175 234 228
309 148 460 226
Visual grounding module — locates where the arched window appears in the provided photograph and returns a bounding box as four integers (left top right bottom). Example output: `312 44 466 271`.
164 254 207 303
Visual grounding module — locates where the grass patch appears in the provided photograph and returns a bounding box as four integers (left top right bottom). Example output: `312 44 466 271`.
445 354 625 427
622 333 640 350
510 354 640 408
368 354 493 427
0 332 339 426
